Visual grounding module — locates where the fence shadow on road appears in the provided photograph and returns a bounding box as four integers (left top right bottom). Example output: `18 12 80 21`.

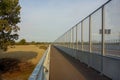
54 46 111 80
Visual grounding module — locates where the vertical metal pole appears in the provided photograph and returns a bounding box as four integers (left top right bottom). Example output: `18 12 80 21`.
64 34 65 47
58 38 59 46
76 26 78 50
89 16 92 53
60 36 61 46
62 35 65 47
67 31 69 48
63 34 65 47
66 32 67 47
67 32 68 48
101 5 105 74
118 32 120 44
68 30 69 48
61 36 62 46
75 26 78 59
61 37 64 46
60 37 61 46
88 16 92 67
64 34 66 47
102 6 105 56
81 21 83 51
71 29 72 49
118 32 120 51
69 30 70 48
72 27 74 49
65 33 66 47
58 38 60 46
68 31 69 48
59 37 60 46
68 32 69 48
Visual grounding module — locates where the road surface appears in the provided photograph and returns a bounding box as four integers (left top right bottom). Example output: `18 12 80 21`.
49 46 111 80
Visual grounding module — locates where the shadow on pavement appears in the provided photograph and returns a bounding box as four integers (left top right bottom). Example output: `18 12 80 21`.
54 46 112 80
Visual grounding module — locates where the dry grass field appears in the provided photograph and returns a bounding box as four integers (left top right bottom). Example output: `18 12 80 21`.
0 45 47 80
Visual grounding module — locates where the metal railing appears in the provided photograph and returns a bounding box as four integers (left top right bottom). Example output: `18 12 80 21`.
53 0 120 80
29 45 50 80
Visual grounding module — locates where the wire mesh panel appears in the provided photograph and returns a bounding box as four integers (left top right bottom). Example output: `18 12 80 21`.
83 18 89 52
68 30 71 48
104 0 120 56
91 9 102 54
66 31 69 48
69 29 72 49
73 27 76 49
65 32 67 47
77 23 82 50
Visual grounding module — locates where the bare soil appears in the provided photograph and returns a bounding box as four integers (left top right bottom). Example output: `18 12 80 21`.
0 45 46 80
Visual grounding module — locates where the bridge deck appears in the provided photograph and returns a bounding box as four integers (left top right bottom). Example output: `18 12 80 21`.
49 46 111 80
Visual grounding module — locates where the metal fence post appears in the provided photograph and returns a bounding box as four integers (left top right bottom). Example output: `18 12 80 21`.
71 29 72 49
67 32 69 48
76 26 78 50
65 33 67 47
89 16 92 67
64 34 65 47
68 31 69 48
101 5 105 74
64 34 66 47
89 16 92 53
102 6 105 56
72 27 74 49
81 21 83 51
69 30 70 48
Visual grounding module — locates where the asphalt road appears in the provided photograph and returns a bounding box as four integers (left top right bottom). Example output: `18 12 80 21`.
49 46 111 80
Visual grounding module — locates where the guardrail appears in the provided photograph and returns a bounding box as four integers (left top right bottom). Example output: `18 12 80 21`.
29 45 50 80
53 0 120 80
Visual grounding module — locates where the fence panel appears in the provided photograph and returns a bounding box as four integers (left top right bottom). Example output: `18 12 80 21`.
83 18 89 52
104 0 120 56
91 9 102 54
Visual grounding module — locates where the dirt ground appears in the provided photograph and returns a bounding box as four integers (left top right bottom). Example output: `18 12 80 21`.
0 45 46 80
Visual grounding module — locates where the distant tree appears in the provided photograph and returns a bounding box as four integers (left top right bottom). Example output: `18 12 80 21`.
31 41 36 45
18 39 26 45
0 0 21 51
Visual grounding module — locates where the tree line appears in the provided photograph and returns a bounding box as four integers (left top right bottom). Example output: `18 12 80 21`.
15 39 51 45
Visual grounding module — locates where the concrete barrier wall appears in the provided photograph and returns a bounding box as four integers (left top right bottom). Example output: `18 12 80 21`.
55 46 120 80
103 56 120 80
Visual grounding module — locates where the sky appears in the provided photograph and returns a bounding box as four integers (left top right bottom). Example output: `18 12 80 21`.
18 0 108 42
